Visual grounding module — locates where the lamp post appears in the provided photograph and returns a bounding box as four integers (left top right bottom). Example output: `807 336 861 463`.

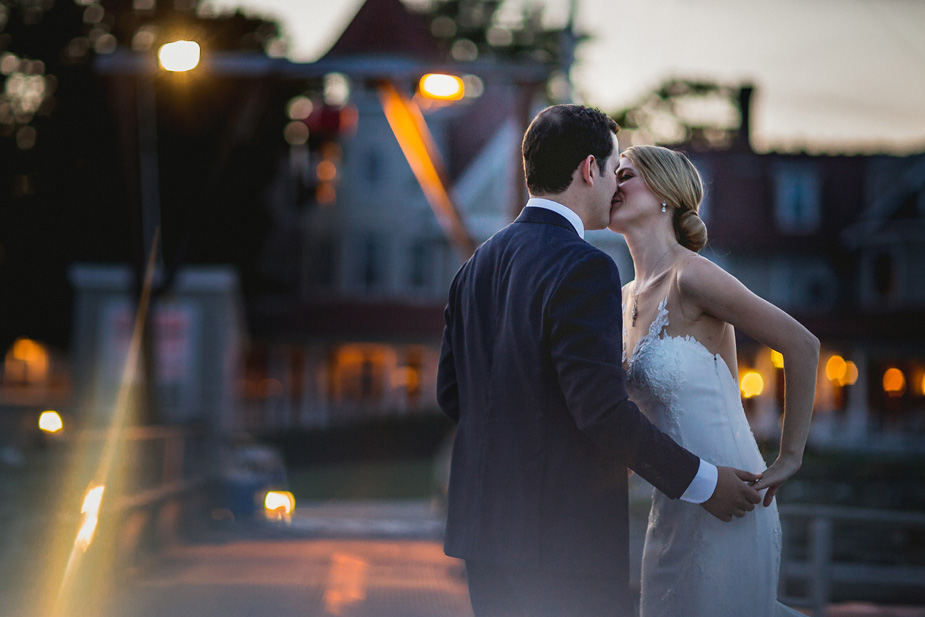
134 40 200 425
138 41 201 270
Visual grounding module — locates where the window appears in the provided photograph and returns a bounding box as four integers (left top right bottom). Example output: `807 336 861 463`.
359 236 379 290
315 238 336 289
773 162 821 234
366 149 382 189
409 242 429 289
327 344 393 406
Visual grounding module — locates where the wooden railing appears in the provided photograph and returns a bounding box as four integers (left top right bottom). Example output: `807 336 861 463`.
73 425 213 512
779 504 925 616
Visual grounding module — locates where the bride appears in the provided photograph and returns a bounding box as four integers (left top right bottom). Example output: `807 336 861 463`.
609 145 819 616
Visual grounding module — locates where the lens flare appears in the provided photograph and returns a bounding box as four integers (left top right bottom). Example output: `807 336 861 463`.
76 485 105 551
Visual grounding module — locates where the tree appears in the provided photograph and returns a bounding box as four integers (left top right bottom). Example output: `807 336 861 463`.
0 0 287 351
609 79 747 151
410 0 581 101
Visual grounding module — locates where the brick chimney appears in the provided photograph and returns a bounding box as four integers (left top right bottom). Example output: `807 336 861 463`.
736 85 754 151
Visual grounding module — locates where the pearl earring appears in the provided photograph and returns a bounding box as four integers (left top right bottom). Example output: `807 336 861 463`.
661 202 667 213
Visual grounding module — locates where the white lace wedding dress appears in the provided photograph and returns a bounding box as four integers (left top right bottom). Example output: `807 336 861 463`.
624 297 802 617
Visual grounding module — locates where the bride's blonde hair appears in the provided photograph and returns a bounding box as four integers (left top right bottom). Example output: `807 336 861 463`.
621 145 707 252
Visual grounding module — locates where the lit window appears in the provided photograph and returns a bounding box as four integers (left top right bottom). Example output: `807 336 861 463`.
328 345 394 405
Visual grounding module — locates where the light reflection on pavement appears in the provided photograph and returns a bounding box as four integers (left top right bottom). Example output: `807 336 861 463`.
102 538 472 617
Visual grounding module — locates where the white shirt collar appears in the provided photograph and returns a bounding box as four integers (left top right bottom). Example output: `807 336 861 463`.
525 197 585 239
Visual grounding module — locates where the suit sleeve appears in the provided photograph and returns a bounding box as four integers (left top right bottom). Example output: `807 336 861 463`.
546 251 699 499
437 278 460 425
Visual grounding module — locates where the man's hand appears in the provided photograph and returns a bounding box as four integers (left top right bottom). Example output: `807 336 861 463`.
700 466 762 522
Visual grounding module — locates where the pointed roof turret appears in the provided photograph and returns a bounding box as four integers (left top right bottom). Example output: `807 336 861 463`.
322 0 441 61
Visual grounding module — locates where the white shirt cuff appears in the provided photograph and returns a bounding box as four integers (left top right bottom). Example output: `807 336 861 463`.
679 459 718 504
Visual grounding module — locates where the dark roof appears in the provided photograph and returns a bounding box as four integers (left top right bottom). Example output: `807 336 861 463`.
322 0 441 61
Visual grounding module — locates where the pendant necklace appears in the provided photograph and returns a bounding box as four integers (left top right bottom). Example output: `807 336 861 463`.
631 246 676 327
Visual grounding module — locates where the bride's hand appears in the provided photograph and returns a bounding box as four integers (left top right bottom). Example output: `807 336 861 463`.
752 456 802 507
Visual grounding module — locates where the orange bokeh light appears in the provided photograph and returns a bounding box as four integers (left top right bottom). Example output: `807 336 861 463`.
883 368 906 397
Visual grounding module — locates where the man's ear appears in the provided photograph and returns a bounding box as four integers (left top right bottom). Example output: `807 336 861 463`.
579 155 596 185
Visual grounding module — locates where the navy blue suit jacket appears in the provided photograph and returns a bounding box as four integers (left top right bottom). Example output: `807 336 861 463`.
437 206 700 595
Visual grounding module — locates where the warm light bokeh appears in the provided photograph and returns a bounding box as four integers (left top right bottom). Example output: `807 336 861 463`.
316 160 337 182
38 410 63 433
740 371 764 399
264 490 295 521
770 349 784 369
825 355 847 382
5 337 49 383
317 182 336 204
158 40 201 72
418 73 465 101
842 361 859 387
883 368 906 397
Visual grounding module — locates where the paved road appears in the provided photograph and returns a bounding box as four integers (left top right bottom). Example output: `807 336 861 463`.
32 499 925 617
101 537 472 617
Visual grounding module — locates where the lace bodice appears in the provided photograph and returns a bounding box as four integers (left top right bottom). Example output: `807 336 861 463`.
621 296 762 469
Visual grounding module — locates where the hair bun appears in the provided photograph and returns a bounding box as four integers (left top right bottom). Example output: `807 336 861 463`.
676 210 708 252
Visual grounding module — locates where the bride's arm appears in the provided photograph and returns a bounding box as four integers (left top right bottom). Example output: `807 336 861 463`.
676 255 820 507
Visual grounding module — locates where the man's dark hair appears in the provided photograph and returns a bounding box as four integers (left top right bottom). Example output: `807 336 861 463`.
522 104 619 196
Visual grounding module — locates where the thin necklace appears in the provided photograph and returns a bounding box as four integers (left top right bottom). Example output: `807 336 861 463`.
631 245 676 327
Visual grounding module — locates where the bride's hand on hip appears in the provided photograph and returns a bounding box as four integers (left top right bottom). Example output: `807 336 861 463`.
752 456 802 507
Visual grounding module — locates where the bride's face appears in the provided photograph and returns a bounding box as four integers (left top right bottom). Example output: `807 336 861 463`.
608 157 661 233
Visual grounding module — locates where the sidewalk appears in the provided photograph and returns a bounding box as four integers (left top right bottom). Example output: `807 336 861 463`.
823 604 925 617
281 499 925 617
287 498 446 539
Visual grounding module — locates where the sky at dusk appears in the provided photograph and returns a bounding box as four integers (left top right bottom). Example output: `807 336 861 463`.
207 0 925 154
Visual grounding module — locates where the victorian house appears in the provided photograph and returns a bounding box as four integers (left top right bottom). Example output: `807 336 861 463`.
237 0 551 431
677 88 925 449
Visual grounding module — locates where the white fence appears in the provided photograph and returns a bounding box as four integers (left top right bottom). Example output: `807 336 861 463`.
779 504 925 615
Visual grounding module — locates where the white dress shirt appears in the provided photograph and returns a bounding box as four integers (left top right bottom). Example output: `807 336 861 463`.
525 197 718 504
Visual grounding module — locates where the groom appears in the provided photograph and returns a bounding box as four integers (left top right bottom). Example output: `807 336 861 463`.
437 104 762 616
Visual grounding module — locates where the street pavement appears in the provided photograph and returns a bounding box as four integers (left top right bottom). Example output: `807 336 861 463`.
101 537 471 617
89 500 925 617
98 500 469 617
286 499 447 540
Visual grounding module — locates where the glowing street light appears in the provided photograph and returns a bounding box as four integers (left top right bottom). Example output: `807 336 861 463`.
264 490 295 523
418 73 465 101
39 410 63 433
158 40 200 72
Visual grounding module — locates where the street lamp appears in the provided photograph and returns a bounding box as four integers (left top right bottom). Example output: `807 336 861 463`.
158 40 200 72
418 73 464 101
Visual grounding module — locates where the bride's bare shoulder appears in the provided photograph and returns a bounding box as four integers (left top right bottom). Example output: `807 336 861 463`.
675 252 742 301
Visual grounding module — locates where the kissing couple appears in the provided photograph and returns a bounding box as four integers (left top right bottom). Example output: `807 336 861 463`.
438 104 820 616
